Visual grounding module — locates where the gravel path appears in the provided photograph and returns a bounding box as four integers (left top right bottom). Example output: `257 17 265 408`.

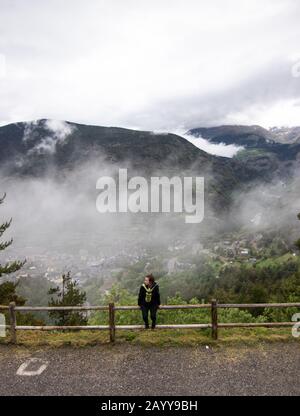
0 342 299 396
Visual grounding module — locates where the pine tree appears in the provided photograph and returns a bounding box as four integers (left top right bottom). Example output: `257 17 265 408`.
48 272 88 326
0 193 26 305
296 213 300 251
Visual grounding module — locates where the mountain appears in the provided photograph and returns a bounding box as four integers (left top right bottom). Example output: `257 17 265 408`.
1 119 298 217
0 119 217 175
269 126 300 144
0 119 299 258
0 119 248 215
187 124 300 180
188 124 300 146
188 125 274 147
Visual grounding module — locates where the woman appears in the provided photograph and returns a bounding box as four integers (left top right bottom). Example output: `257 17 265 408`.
138 274 160 329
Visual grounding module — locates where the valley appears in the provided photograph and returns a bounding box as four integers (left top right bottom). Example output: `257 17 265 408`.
0 119 300 321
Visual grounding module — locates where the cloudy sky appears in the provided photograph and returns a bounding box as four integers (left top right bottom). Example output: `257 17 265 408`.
1 0 300 131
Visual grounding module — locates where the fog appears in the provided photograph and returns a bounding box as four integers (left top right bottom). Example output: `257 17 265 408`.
227 172 300 245
0 159 213 260
173 129 244 158
1 162 299 262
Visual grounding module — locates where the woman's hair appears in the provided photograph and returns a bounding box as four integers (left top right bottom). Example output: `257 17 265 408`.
145 273 155 284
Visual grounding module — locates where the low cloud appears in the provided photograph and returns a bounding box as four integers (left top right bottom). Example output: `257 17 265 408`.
24 119 75 154
227 173 300 242
173 130 243 158
45 119 74 142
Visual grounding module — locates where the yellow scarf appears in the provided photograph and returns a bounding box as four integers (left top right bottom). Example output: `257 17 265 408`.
143 283 155 302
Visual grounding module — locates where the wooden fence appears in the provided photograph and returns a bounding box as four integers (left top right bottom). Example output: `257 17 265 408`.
0 300 299 343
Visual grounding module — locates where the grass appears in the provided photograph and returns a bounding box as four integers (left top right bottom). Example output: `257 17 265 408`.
255 253 295 268
0 327 298 349
234 148 273 160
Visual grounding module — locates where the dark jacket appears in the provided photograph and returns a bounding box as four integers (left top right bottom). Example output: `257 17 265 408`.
138 283 161 306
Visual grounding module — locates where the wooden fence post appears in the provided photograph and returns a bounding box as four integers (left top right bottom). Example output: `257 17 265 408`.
9 302 17 344
109 303 115 343
211 299 218 340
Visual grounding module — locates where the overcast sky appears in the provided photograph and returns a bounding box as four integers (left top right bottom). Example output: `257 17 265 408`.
1 0 300 131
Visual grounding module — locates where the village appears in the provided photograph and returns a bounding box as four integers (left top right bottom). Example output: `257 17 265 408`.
1 229 292 294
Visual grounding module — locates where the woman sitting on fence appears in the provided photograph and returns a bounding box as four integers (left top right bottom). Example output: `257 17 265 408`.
138 274 160 329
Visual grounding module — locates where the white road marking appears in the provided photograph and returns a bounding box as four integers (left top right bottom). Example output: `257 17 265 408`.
16 358 49 376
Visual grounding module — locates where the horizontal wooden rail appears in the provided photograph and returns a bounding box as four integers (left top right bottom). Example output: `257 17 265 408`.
218 322 295 328
16 325 109 331
3 301 300 344
15 306 108 311
115 324 211 330
115 304 211 310
13 304 211 312
218 303 300 309
12 302 299 312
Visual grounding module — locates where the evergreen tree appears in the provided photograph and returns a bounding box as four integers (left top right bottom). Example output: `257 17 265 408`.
0 193 25 305
296 213 300 251
48 272 88 325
